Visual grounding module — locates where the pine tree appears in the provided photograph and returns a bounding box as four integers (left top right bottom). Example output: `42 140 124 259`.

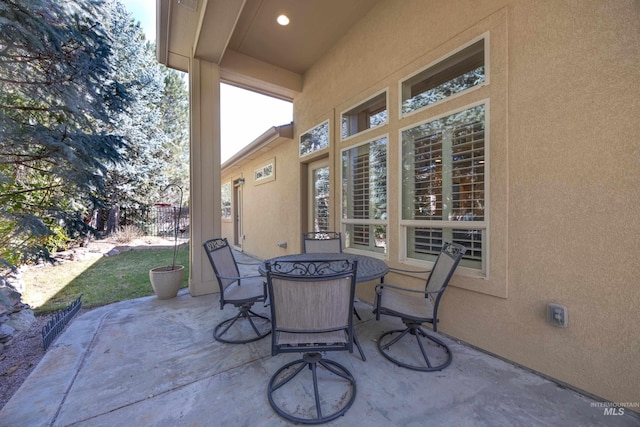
100 1 167 234
159 66 189 201
0 0 131 266
99 1 189 234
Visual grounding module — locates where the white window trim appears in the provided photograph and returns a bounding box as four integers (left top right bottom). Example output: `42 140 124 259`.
340 88 389 142
397 99 490 278
398 32 490 120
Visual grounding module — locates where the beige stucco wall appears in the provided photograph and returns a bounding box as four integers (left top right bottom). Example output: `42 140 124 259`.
288 0 639 407
221 136 303 260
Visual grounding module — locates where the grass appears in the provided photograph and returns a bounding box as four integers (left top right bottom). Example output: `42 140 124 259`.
22 245 189 314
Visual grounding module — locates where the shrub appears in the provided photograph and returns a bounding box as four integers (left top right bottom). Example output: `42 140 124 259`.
113 225 143 243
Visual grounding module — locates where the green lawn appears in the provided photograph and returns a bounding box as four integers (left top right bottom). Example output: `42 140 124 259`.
22 245 189 314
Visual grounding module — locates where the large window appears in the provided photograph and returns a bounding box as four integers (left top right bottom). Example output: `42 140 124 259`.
341 137 387 254
401 103 486 270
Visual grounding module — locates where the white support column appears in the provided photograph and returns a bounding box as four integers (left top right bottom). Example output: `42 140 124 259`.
189 58 221 296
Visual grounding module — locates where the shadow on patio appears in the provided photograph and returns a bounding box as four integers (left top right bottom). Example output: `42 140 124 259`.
1 251 638 426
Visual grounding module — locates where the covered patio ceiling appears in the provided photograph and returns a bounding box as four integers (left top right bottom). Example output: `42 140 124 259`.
156 0 382 100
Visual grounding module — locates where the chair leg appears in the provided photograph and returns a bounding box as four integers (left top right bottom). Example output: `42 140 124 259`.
310 362 322 419
246 309 270 336
352 330 366 361
213 304 271 344
415 329 433 369
268 353 356 424
377 323 452 372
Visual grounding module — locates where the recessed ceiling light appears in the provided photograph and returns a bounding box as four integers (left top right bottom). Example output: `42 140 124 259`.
277 15 290 26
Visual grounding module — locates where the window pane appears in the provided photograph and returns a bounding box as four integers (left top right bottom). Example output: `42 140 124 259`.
341 92 387 139
300 121 329 156
407 227 483 269
255 163 273 181
343 137 387 221
402 104 486 270
452 228 483 267
345 224 387 252
401 39 485 115
369 109 387 128
221 183 231 219
451 121 484 221
342 137 387 253
402 105 485 222
313 166 330 232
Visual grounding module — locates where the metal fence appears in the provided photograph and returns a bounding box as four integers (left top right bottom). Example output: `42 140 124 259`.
124 205 189 238
96 205 190 238
146 204 190 238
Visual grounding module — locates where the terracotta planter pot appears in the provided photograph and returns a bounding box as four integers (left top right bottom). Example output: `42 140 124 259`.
149 265 185 299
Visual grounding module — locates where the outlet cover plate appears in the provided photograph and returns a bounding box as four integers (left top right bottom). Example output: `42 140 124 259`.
547 303 568 327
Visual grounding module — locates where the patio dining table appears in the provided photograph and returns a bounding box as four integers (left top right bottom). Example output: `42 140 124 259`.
258 252 389 283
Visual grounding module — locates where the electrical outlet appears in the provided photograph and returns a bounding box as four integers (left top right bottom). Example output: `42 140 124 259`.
547 303 568 327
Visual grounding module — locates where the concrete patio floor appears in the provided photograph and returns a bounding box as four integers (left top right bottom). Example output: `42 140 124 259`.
2 253 639 426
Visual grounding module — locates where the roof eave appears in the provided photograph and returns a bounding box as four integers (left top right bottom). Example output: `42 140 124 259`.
221 123 294 171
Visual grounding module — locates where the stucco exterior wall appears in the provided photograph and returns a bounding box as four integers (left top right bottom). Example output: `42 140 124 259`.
290 0 639 407
221 136 302 260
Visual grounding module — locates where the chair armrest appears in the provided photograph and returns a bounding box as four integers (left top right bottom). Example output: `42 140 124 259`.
236 261 262 266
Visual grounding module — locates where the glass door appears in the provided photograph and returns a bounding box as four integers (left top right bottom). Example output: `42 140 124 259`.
308 160 330 232
233 179 243 247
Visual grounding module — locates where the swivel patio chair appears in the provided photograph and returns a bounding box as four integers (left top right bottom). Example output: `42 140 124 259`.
302 231 365 322
373 242 466 371
265 258 357 424
302 231 342 253
203 238 270 344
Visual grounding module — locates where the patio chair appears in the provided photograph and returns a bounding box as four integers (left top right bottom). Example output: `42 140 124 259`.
265 258 357 424
203 238 271 344
373 242 466 371
302 231 365 322
302 231 342 253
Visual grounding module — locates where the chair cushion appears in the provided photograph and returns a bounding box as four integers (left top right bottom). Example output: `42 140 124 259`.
378 288 434 322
